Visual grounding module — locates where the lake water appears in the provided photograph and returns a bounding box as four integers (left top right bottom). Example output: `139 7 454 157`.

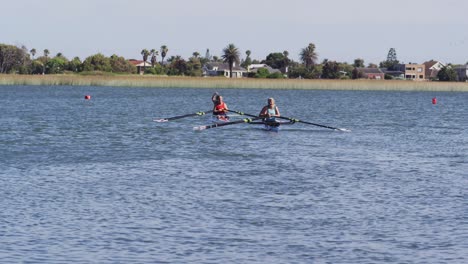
1 85 467 263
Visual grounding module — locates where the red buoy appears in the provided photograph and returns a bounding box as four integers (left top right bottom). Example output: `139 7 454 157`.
432 97 437 104
84 95 91 100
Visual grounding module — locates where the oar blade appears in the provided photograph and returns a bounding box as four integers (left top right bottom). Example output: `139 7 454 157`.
337 128 351 132
154 110 211 122
153 119 169 122
193 126 208 131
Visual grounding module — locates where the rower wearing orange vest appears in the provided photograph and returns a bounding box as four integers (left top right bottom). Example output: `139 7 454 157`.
213 95 229 121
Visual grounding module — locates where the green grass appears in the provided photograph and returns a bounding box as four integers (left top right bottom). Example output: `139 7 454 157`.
1 74 468 91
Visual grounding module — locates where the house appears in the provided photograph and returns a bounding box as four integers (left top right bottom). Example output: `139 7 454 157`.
355 68 385 80
423 60 445 80
380 68 405 79
203 62 247 78
454 64 468 81
394 63 426 80
129 59 150 75
247 64 282 74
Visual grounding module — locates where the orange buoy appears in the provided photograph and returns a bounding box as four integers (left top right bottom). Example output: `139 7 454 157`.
84 95 91 100
432 97 437 104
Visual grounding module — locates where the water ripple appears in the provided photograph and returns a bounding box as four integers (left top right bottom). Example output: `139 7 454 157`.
0 86 467 263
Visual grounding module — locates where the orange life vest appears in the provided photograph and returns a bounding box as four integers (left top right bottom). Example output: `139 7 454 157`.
214 102 227 115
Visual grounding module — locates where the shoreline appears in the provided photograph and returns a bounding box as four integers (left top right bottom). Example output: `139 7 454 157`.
1 74 468 92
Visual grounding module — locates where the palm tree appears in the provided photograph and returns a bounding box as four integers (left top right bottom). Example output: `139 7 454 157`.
221 43 240 78
300 43 318 69
150 49 159 67
192 51 200 58
160 45 168 64
30 48 36 59
141 49 150 72
241 50 252 69
43 49 50 74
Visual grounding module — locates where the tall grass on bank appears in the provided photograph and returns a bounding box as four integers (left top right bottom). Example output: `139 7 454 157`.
1 74 468 91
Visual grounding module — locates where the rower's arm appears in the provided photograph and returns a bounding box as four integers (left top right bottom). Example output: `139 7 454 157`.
275 106 280 117
259 106 268 117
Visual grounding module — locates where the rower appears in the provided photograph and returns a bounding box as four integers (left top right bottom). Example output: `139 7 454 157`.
259 97 280 125
213 95 229 121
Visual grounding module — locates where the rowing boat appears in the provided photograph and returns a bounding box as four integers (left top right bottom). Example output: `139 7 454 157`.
155 109 349 132
263 121 280 132
208 116 283 132
248 120 295 132
209 114 230 124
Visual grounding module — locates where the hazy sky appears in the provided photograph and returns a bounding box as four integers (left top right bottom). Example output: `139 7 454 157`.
2 0 467 64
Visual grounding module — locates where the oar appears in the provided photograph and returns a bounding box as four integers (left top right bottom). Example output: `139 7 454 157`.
276 116 350 131
227 109 258 118
193 117 262 131
154 110 211 122
228 109 350 132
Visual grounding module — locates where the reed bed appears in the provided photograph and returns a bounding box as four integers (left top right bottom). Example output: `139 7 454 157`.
1 74 468 92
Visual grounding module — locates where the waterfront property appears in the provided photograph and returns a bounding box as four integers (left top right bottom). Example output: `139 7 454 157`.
423 60 445 80
202 62 247 78
129 59 150 75
395 63 426 80
356 68 385 80
247 64 282 74
454 64 468 81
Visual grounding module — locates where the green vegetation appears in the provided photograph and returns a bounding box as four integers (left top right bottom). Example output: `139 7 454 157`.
160 45 168 64
1 75 467 91
380 48 400 70
299 43 318 69
437 66 458 81
241 50 252 68
1 41 467 86
221 44 240 78
264 52 289 71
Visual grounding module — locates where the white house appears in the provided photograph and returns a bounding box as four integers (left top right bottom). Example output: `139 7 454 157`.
202 62 247 78
247 64 282 74
423 60 445 80
128 59 151 75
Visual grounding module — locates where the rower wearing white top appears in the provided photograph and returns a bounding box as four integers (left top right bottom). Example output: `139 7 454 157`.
259 97 280 122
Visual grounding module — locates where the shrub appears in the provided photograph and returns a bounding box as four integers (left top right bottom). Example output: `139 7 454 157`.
267 72 285 79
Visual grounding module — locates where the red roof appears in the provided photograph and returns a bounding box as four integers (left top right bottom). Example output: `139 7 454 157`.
128 59 145 66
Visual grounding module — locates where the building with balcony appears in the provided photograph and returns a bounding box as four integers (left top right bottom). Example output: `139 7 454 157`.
395 63 426 80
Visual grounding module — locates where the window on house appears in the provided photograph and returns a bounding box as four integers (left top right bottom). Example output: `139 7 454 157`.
417 67 423 72
419 75 424 79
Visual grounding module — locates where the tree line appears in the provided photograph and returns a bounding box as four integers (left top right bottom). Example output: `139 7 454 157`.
0 42 465 81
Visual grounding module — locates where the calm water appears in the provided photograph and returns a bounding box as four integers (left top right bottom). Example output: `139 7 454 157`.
1 85 467 263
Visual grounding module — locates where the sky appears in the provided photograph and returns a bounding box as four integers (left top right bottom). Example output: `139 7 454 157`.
2 0 467 65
